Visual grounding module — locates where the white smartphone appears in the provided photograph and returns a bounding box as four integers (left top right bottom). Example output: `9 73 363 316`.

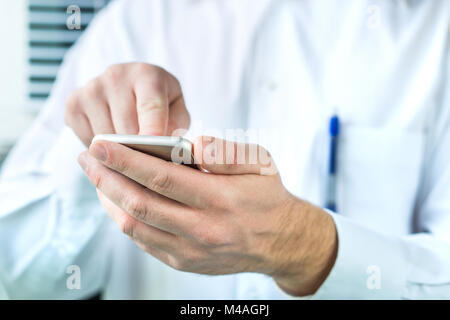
92 134 196 167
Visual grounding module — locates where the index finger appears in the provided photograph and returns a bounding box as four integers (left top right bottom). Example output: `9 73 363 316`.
89 140 217 209
134 68 182 136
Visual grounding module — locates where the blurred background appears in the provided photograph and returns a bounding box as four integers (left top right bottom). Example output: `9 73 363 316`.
0 0 110 166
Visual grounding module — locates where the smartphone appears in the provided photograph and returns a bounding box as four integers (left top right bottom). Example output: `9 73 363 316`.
92 134 196 167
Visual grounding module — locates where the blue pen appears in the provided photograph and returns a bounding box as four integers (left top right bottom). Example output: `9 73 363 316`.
325 115 340 212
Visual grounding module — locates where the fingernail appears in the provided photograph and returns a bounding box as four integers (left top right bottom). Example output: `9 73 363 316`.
90 143 107 162
78 153 89 171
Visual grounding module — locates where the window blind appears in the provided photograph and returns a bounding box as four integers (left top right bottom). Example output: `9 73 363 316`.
28 0 109 110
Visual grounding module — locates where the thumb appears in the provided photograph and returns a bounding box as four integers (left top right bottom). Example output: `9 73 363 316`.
193 136 278 175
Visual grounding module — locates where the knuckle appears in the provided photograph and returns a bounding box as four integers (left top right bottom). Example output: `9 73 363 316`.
167 255 184 271
104 65 124 86
183 111 191 128
84 78 102 97
196 228 225 247
144 63 163 75
171 74 181 88
90 171 103 189
169 251 199 271
135 64 166 85
65 92 78 112
124 194 151 222
148 171 172 194
64 92 80 124
138 66 166 87
134 62 155 74
118 215 137 238
97 144 126 173
82 158 102 188
104 148 125 171
114 157 128 173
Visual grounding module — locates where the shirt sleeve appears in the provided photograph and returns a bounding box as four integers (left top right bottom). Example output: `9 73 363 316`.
312 48 450 300
0 2 127 299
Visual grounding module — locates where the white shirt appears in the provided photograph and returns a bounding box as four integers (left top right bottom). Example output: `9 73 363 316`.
0 0 449 299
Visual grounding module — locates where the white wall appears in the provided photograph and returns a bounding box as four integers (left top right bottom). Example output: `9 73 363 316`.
0 0 34 145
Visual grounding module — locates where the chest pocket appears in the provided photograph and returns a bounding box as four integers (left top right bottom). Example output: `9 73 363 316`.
337 126 425 235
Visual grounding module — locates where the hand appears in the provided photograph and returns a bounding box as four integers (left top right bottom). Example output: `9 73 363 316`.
65 63 190 146
78 137 338 296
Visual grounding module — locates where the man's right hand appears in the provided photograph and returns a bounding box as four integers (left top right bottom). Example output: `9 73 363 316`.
65 63 191 146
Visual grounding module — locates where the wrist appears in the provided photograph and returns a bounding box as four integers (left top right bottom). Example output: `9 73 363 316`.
270 198 338 296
